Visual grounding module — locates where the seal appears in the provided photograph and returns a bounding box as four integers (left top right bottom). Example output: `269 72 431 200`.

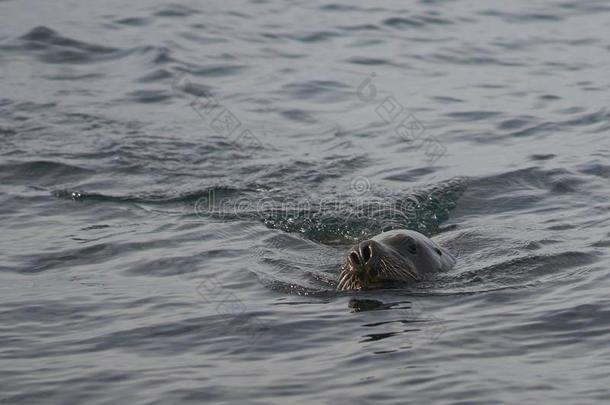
337 229 455 290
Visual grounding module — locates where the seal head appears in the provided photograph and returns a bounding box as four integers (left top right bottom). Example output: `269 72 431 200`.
337 229 455 290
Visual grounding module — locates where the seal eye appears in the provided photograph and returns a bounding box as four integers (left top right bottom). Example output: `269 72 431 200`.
407 241 417 255
435 248 442 256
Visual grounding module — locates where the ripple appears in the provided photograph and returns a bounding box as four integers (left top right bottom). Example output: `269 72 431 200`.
497 116 537 130
134 45 174 64
445 110 502 121
279 80 349 102
113 17 151 27
53 186 245 205
280 109 318 123
175 64 248 78
345 57 393 66
429 52 524 66
4 26 125 64
530 154 556 161
479 10 564 23
295 31 342 43
0 161 93 186
577 162 610 179
124 89 173 104
152 4 200 18
137 68 173 82
337 24 381 32
319 4 360 12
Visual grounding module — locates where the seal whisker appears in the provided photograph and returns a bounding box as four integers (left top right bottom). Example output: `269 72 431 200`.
338 275 348 290
380 258 400 279
338 270 356 290
381 256 416 283
390 255 418 281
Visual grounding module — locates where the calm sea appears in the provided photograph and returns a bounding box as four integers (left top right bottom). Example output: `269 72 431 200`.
1 1 609 404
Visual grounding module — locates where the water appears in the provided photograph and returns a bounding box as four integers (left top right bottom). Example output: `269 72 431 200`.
1 0 609 403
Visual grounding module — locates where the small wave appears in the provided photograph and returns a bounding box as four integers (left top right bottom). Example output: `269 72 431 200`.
124 90 173 104
441 250 597 292
294 31 341 43
497 116 537 130
175 64 248 78
152 4 200 18
479 10 563 23
52 186 245 205
427 52 524 66
137 68 173 83
319 4 360 12
280 109 318 124
446 110 503 122
0 161 93 186
337 24 381 32
279 80 350 102
5 26 125 64
113 17 151 27
345 57 393 66
133 45 174 64
383 15 453 30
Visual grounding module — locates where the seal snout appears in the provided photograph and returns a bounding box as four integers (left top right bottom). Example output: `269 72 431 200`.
348 240 378 277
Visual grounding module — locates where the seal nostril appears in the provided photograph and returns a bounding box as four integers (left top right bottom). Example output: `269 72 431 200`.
362 243 371 263
350 251 361 266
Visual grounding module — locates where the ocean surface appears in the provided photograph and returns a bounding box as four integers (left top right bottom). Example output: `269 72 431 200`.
1 0 609 403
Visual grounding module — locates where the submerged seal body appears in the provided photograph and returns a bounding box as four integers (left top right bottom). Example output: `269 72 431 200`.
337 229 455 290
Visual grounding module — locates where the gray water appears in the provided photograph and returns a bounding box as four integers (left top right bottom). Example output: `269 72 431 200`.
1 0 610 404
